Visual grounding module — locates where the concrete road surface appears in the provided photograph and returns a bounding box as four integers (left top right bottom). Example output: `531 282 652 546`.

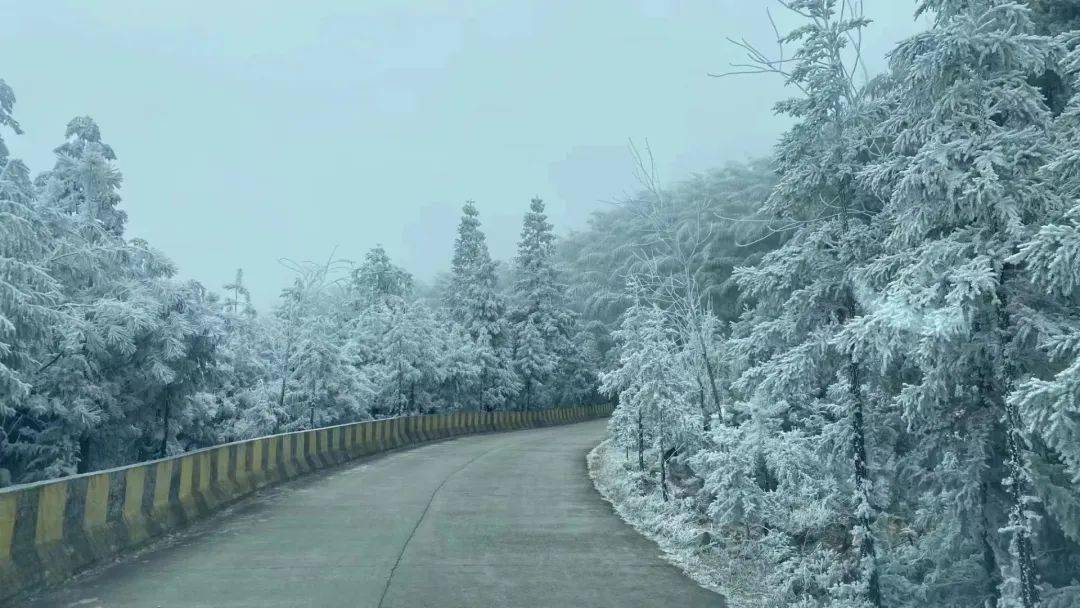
22 419 724 607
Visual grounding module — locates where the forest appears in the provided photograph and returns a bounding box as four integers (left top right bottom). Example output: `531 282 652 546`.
0 101 599 483
581 1 1080 607
3 0 1080 606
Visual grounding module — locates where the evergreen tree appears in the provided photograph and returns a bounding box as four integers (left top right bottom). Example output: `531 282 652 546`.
447 201 519 410
351 244 413 309
601 302 700 499
708 2 888 604
1001 14 1080 604
373 300 444 415
857 2 1059 605
272 259 371 430
510 197 574 409
0 80 63 485
223 268 254 317
37 116 126 235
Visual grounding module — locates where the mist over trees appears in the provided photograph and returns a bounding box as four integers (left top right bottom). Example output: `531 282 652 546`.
4 1 1080 606
0 91 594 485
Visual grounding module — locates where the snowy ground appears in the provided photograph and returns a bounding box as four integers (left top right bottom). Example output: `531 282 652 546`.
587 439 775 607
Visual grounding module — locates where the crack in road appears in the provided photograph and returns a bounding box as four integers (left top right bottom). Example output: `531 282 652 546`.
375 441 511 608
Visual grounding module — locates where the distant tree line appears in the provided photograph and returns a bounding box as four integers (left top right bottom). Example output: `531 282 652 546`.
0 85 598 486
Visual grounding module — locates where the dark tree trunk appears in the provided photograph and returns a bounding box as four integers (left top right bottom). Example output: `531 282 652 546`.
77 435 91 473
981 481 1003 607
659 443 669 502
694 325 721 427
636 409 645 471
1004 401 1039 607
277 350 289 423
694 374 709 432
994 275 1039 608
849 357 881 608
159 389 171 459
397 364 405 416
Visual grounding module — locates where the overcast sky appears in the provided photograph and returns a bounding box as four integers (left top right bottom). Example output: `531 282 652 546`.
2 1 927 308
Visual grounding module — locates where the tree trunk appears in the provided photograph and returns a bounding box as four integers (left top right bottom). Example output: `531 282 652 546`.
694 374 709 432
397 363 405 416
77 435 91 474
995 275 1039 608
1005 400 1039 608
636 409 645 471
849 357 881 608
659 442 669 502
159 389 171 459
277 343 290 422
693 322 721 426
981 481 1003 607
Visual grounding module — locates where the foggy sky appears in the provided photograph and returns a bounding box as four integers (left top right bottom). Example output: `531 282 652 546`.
2 1 927 308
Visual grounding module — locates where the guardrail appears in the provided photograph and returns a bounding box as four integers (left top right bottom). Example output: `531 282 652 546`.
0 404 613 603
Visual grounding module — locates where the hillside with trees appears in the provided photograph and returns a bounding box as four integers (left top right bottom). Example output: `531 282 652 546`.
3 1 1080 606
585 1 1080 607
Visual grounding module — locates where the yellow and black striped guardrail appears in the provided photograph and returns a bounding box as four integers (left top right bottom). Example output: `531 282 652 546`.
0 404 613 603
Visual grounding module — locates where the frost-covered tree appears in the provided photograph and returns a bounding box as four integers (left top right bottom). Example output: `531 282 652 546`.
36 116 126 235
601 302 700 499
548 319 606 408
16 110 208 473
0 81 64 485
447 201 519 410
559 157 779 431
559 158 779 335
427 313 482 411
998 18 1080 605
368 299 444 415
851 2 1065 605
701 2 891 604
510 197 575 409
223 268 254 317
210 301 278 441
271 259 371 430
351 244 413 309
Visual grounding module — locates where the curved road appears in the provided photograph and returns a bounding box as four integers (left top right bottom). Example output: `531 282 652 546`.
25 420 723 607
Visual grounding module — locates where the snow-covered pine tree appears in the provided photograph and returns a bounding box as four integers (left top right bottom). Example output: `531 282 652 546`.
0 79 64 485
223 268 254 317
857 2 1059 605
704 2 889 604
36 116 126 235
428 311 482 411
351 244 413 310
510 197 575 410
272 258 371 431
1001 18 1080 605
20 112 215 472
600 302 700 499
447 201 519 410
210 296 278 442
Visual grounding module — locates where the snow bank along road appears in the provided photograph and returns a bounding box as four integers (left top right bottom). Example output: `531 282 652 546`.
20 419 723 607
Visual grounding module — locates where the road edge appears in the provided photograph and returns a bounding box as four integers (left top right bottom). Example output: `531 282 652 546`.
586 440 730 605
